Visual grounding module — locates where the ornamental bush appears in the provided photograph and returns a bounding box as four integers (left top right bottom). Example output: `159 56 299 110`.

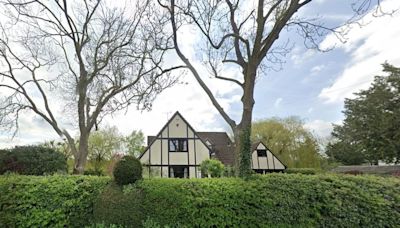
0 146 67 175
200 159 225 177
0 175 109 227
113 155 142 185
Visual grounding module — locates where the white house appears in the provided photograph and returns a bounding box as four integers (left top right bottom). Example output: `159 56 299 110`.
139 111 286 178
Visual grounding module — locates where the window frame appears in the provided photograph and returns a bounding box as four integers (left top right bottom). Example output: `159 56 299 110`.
257 149 267 157
168 138 189 152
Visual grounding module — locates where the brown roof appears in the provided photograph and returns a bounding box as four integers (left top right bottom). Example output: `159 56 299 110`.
197 132 235 166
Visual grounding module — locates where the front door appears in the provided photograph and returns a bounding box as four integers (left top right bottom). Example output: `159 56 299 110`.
169 166 189 178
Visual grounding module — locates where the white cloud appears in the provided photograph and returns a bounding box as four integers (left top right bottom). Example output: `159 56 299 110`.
319 0 400 103
274 97 283 108
290 48 316 66
304 119 333 138
310 64 325 75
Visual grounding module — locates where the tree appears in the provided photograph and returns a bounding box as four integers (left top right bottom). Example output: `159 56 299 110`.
41 140 73 160
157 0 386 177
0 0 177 173
88 126 123 173
326 64 400 165
125 130 145 158
252 117 321 168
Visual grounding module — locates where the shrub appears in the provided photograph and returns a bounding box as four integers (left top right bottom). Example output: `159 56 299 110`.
0 175 110 227
284 168 318 175
0 146 67 175
223 165 235 177
113 155 142 185
84 169 105 176
200 159 225 177
94 174 400 227
344 170 364 175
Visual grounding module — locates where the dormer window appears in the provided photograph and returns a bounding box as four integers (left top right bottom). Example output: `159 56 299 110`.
257 149 267 157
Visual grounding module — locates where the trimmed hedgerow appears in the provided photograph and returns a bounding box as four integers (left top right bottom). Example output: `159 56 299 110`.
94 174 400 227
0 146 67 175
0 174 110 227
285 168 319 175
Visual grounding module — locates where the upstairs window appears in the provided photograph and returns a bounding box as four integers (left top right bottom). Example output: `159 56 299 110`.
257 149 267 157
169 139 188 152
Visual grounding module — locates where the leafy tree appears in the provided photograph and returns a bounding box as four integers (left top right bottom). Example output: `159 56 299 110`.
0 0 176 174
252 117 321 168
327 64 400 165
157 0 387 177
88 126 123 173
125 130 145 158
41 140 73 160
200 159 225 178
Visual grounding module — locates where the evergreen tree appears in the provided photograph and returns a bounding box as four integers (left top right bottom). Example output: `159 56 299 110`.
327 64 400 165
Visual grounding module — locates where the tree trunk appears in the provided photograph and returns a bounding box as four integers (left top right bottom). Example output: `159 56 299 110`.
234 68 256 177
73 131 89 174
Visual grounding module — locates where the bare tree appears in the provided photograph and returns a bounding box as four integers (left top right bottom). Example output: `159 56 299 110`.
0 0 177 173
158 0 390 177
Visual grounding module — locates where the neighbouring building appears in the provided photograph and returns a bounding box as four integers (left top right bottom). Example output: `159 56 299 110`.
139 111 286 178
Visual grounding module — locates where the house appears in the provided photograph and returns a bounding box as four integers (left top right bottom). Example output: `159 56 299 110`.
139 111 286 178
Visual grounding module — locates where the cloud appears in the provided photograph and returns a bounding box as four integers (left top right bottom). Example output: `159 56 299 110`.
274 98 283 108
310 64 325 75
304 119 333 138
319 0 400 103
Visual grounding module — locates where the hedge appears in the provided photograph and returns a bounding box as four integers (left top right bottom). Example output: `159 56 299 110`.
1 174 399 227
0 175 110 227
0 146 67 175
284 168 319 175
95 174 400 227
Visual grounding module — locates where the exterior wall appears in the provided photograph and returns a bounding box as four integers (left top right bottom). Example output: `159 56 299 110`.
139 113 210 178
252 143 285 171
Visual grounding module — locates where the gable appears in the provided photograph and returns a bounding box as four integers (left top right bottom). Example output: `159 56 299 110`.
251 142 286 170
139 111 211 166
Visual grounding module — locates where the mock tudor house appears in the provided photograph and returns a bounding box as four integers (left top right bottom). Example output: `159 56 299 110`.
139 111 286 178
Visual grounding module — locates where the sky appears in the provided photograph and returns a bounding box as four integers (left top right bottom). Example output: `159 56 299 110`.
1 0 400 148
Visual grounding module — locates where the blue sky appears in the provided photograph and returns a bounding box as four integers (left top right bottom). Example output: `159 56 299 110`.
1 0 400 148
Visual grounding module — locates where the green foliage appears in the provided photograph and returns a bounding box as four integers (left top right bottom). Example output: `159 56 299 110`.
285 168 318 175
238 127 252 178
0 146 67 175
0 175 110 227
200 159 225 177
125 130 145 157
89 126 123 174
327 63 400 165
223 165 235 177
113 156 142 185
94 174 400 227
252 116 322 168
84 169 105 176
41 140 73 160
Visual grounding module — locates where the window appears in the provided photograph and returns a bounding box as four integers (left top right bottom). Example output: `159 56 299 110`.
169 139 188 152
257 149 267 157
169 166 189 178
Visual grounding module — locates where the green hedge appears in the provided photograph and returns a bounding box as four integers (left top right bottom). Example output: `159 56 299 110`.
2 174 399 227
95 174 400 227
0 175 110 227
0 146 67 175
284 168 319 175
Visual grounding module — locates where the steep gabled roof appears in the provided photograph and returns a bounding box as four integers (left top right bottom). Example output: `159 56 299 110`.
197 132 235 166
252 141 287 169
138 111 212 159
